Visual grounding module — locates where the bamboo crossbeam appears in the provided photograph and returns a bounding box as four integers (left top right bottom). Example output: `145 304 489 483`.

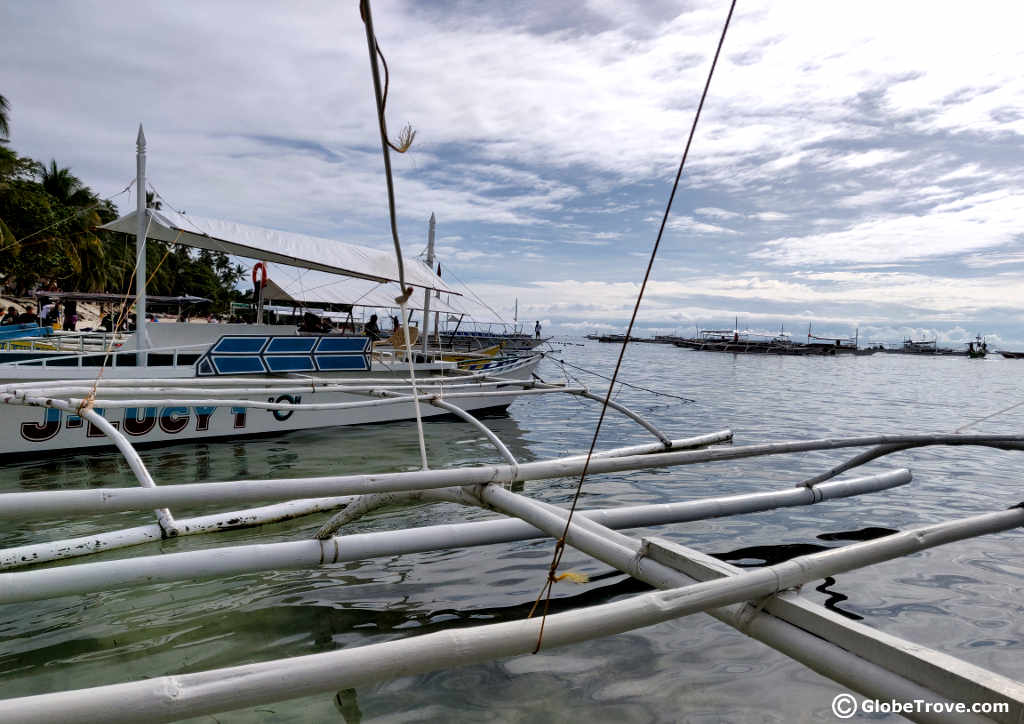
1 386 583 417
0 432 1013 519
560 429 732 461
0 496 355 570
799 442 916 487
31 400 178 536
0 470 909 602
2 378 529 398
1 503 1017 724
574 389 671 446
0 365 521 393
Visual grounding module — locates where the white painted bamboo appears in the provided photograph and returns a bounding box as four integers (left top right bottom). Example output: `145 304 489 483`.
0 365 521 392
573 388 671 445
1 504 1018 724
3 431 1017 519
4 378 526 398
0 470 910 602
313 487 474 538
312 431 735 538
799 442 915 487
426 397 518 465
0 430 737 520
65 404 177 536
478 483 681 587
1 385 583 417
398 298 429 470
0 496 354 570
559 429 732 461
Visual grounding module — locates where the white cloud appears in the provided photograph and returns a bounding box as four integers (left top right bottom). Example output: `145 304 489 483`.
829 149 909 171
751 211 788 221
665 216 739 235
754 191 1024 266
695 207 742 220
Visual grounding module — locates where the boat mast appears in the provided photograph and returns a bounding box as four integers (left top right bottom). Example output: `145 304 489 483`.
135 124 150 363
421 213 435 354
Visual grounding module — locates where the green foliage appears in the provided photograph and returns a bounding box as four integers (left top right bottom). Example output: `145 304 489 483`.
0 93 9 140
0 122 243 312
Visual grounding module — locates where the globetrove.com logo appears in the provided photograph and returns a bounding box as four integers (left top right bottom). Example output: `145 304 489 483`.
831 693 1009 719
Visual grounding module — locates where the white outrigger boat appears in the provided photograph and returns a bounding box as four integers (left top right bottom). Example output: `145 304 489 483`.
0 131 541 458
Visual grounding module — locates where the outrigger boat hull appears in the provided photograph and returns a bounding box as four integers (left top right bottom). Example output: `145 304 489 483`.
0 334 541 458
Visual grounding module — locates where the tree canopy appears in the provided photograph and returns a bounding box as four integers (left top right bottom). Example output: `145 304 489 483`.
0 96 244 312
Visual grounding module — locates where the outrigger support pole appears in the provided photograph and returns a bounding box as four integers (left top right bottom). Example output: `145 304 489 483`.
421 213 435 355
135 124 150 363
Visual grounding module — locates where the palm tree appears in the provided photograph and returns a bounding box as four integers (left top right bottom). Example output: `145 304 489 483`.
41 160 95 206
0 93 10 141
40 160 108 290
0 95 15 246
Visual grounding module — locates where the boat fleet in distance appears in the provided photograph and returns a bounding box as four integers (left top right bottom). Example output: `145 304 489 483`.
587 329 1006 358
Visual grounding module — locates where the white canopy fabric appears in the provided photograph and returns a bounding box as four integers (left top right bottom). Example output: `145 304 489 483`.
100 208 459 294
259 263 464 315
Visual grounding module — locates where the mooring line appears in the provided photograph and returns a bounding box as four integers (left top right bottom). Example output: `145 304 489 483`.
955 398 1024 433
545 355 695 404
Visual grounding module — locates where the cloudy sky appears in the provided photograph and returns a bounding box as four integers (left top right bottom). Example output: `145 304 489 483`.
3 0 1024 345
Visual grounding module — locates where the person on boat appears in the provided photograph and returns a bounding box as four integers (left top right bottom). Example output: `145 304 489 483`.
63 300 77 331
534 320 541 339
300 311 327 334
15 305 39 325
363 314 382 340
99 312 115 333
1 306 17 325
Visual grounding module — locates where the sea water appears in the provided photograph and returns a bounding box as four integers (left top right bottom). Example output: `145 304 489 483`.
1 340 1022 723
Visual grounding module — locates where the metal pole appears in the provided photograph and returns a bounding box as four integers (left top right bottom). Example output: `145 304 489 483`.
421 214 435 354
135 125 150 363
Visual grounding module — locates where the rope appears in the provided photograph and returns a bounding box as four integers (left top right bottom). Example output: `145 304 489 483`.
79 214 153 413
431 260 509 325
360 0 428 470
955 398 1024 433
545 354 695 403
0 179 134 255
529 0 738 653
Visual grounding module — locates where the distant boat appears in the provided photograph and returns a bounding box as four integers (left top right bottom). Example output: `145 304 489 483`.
966 336 988 359
673 329 810 355
999 351 1024 359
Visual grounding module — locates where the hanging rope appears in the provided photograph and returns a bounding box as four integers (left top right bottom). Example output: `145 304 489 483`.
360 0 428 470
529 0 738 653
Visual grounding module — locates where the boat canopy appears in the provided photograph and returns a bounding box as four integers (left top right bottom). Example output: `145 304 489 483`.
100 208 460 295
259 263 464 315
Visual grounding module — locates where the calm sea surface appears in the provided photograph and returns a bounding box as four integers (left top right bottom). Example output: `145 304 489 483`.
1 340 1023 722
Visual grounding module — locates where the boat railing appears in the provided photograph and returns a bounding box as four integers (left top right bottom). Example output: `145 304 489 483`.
1 340 211 368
